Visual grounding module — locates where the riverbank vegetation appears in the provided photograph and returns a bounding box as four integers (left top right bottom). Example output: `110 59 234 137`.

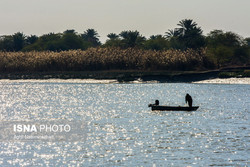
0 48 210 72
0 19 249 72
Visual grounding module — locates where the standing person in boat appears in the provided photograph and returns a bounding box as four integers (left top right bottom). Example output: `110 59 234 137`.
185 94 193 107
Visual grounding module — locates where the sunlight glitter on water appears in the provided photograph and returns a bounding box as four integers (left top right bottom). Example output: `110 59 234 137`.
0 81 249 166
0 79 118 84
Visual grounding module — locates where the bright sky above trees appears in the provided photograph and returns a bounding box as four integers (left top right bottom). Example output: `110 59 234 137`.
0 0 249 42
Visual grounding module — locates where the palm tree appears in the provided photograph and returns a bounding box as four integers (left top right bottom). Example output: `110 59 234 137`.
107 33 119 40
119 30 145 48
104 33 121 47
166 20 197 39
165 28 180 39
171 19 205 49
177 19 200 36
82 29 101 47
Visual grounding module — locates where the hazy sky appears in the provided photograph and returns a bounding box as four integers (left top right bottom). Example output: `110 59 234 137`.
1 0 250 42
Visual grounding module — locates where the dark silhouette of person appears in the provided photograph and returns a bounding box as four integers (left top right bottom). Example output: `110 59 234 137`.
185 94 193 107
148 100 159 107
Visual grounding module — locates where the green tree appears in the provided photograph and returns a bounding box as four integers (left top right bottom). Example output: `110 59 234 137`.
177 19 200 36
165 29 183 49
206 30 249 67
107 33 119 40
144 35 169 50
61 30 86 50
26 35 38 45
165 29 180 39
13 32 26 51
82 29 101 47
41 33 62 51
167 19 205 49
104 33 121 47
207 30 245 47
23 33 62 51
119 30 145 48
177 19 205 49
0 35 14 51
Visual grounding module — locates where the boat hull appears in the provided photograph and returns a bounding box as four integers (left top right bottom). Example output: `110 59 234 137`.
150 105 199 111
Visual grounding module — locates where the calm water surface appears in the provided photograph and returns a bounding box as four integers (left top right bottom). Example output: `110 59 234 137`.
0 80 249 166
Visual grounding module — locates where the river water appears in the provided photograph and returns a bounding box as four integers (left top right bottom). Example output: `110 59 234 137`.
0 80 249 166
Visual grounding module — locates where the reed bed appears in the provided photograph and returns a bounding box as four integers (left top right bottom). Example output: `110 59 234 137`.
0 47 210 72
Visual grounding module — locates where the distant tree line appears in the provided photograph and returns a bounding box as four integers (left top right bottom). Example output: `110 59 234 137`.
0 19 249 68
0 29 101 52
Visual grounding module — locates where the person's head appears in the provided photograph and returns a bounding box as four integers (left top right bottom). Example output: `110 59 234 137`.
155 100 159 105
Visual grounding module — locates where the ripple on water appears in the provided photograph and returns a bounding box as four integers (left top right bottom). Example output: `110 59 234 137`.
0 81 249 166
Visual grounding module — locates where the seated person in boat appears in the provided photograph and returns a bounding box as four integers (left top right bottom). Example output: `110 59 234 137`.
148 100 159 107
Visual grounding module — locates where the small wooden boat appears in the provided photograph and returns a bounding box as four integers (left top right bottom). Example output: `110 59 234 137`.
148 104 199 111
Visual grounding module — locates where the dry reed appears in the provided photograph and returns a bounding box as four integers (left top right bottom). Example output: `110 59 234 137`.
0 47 209 72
